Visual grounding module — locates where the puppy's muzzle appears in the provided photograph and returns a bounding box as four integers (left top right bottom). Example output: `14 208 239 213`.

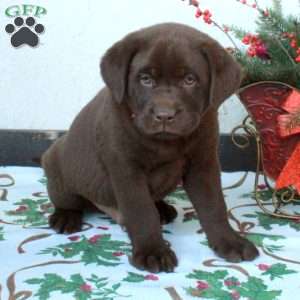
153 109 176 124
152 106 183 126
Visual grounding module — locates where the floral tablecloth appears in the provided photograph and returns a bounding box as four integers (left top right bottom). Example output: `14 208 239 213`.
0 167 300 300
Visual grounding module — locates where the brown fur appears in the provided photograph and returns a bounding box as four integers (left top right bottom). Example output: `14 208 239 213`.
42 23 258 273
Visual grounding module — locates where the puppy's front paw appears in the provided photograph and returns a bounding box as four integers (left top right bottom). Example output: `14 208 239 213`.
210 234 259 263
130 242 178 273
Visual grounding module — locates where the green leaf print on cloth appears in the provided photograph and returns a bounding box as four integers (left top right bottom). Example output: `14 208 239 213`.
244 211 300 231
245 233 285 253
0 226 4 241
38 176 47 186
5 198 53 227
185 269 281 300
25 273 129 300
258 263 297 281
236 277 281 300
241 189 273 202
166 188 189 204
2 168 300 300
122 272 159 283
39 234 131 266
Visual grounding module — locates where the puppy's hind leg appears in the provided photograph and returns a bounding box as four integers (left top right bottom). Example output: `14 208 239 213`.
155 200 178 225
47 177 85 234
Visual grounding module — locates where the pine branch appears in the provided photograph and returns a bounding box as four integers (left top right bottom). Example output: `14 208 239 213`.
229 26 249 40
272 0 282 17
274 36 297 67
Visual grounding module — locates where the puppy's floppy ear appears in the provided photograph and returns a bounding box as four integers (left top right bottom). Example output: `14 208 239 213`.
201 39 242 108
101 34 138 103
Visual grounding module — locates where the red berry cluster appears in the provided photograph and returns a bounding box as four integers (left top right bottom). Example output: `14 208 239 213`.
237 0 257 9
236 0 270 16
196 280 209 290
242 34 269 59
223 25 230 33
283 32 300 62
190 0 199 6
181 0 213 24
195 8 213 24
258 263 270 271
80 283 92 293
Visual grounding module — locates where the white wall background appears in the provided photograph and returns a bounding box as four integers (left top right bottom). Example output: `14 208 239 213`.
0 0 298 132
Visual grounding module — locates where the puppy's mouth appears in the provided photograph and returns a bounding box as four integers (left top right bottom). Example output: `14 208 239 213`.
152 131 181 140
134 113 201 140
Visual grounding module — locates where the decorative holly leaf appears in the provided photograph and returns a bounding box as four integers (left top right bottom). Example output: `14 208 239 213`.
242 189 300 206
261 263 297 280
122 272 145 283
223 276 241 290
39 234 131 266
187 269 228 291
240 189 273 202
256 189 274 202
183 209 198 222
25 278 43 285
25 273 74 300
236 277 281 300
25 273 128 300
186 269 282 300
186 270 231 299
5 198 53 227
112 283 121 291
187 270 228 281
244 211 300 231
185 286 232 300
200 240 209 247
0 226 4 241
245 232 285 250
98 215 117 225
243 214 257 218
122 272 159 283
168 188 189 202
38 176 47 186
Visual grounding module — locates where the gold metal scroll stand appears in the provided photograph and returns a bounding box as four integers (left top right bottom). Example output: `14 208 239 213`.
231 116 300 220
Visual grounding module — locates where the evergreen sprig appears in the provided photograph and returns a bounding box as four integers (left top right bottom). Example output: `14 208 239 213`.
229 0 300 88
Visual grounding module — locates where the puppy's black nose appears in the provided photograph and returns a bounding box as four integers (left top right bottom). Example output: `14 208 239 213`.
154 110 176 123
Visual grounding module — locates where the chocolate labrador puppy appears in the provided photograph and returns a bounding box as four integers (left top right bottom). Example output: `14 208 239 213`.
42 23 259 273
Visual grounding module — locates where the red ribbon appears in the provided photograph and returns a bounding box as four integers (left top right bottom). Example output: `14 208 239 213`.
276 90 300 193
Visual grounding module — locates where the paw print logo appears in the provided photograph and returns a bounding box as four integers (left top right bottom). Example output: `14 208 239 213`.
5 17 45 47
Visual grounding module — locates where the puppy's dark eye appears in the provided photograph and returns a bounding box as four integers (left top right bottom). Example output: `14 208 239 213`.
183 74 197 87
140 74 155 87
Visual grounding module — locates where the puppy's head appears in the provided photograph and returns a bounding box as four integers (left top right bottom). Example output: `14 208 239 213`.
101 23 241 140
